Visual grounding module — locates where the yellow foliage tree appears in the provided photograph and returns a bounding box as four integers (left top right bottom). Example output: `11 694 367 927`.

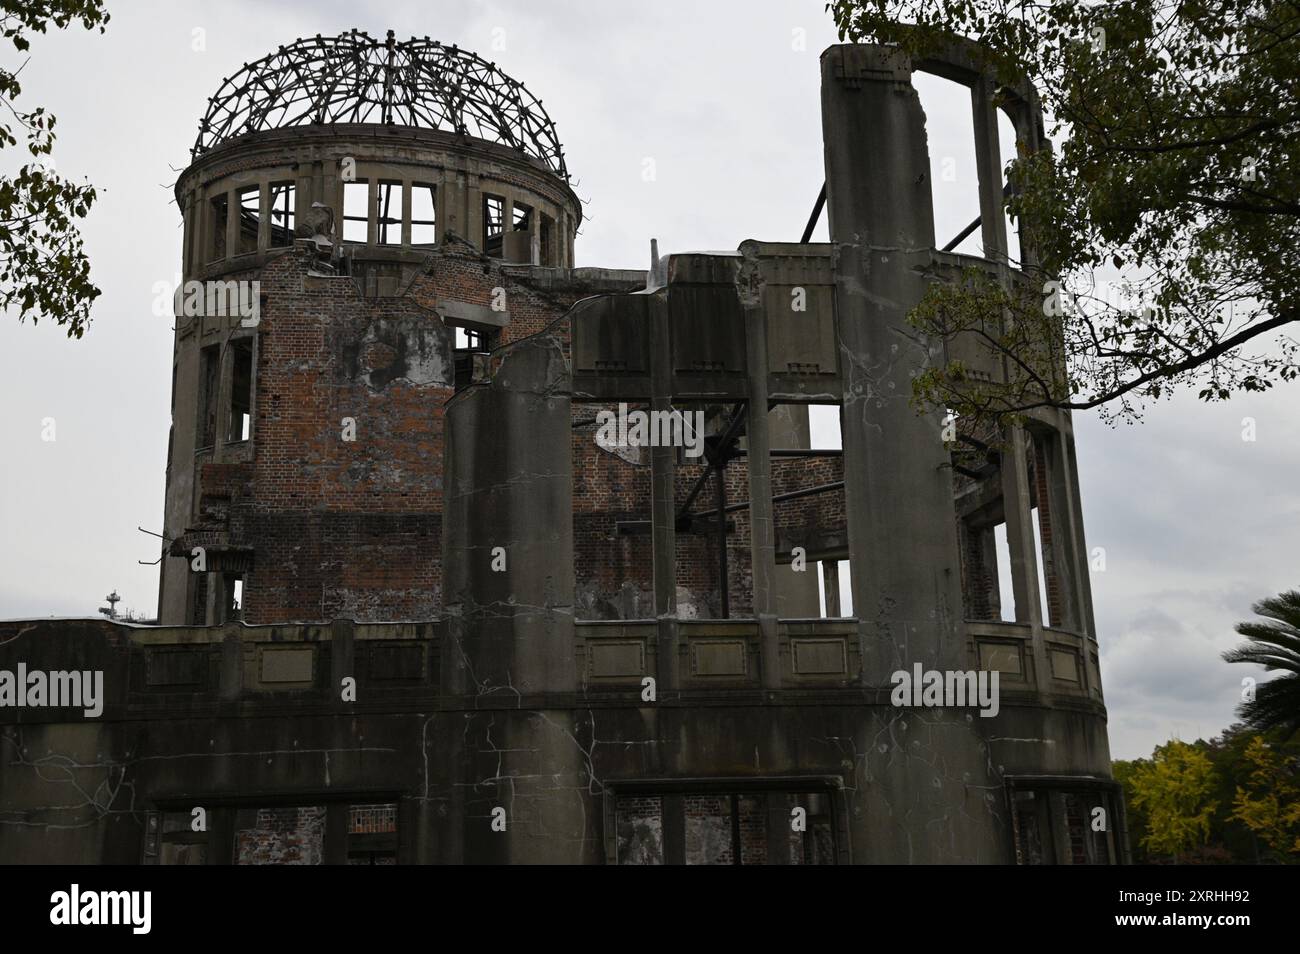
1127 740 1219 859
1230 736 1300 860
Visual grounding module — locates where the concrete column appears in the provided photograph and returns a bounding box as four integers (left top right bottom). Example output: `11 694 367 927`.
821 45 960 674
366 178 378 245
223 187 237 261
1001 424 1051 692
647 295 680 694
438 171 461 242
1003 98 1043 271
257 181 270 252
738 246 780 687
466 177 483 250
329 618 354 711
401 178 412 246
331 172 344 243
821 43 997 863
971 76 1009 265
502 195 514 259
1038 426 1079 632
295 171 311 237
1052 423 1094 637
442 335 585 862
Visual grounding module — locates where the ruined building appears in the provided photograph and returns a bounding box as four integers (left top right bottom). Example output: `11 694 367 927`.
0 31 1123 864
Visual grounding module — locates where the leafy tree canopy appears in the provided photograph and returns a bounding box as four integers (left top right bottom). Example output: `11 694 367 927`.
1223 588 1300 737
828 0 1299 424
0 0 109 338
1123 738 1219 857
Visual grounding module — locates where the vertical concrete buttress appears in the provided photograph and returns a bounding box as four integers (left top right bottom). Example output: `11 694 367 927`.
442 336 589 863
822 44 1002 862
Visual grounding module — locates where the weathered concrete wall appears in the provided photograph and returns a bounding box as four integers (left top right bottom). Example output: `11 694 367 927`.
0 617 1115 863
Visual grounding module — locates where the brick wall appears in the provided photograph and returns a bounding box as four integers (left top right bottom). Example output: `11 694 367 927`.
200 240 850 625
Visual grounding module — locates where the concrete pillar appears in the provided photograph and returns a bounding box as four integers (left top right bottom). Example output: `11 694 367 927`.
466 177 483 250
436 171 455 241
1000 424 1053 694
821 43 997 863
971 77 1009 264
442 335 585 862
648 294 680 692
1064 434 1097 637
257 181 270 251
295 170 311 239
330 618 354 712
738 244 781 687
1050 423 1092 636
401 178 412 246
366 178 378 245
223 187 237 261
821 44 960 674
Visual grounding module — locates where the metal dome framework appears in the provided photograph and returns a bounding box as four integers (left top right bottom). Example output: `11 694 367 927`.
192 30 569 179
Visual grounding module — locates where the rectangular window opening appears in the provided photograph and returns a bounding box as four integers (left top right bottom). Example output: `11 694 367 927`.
410 183 436 245
813 559 853 618
237 186 260 254
235 806 326 865
912 73 982 256
190 572 209 627
222 573 244 623
512 201 533 232
1031 505 1052 626
997 109 1024 267
268 181 295 247
1012 786 1117 865
483 194 504 256
151 810 208 865
574 400 656 621
454 327 489 351
347 802 398 865
229 339 252 442
994 521 1016 622
770 403 847 620
343 180 370 243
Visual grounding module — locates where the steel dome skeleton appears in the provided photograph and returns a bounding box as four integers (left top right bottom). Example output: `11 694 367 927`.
191 29 569 179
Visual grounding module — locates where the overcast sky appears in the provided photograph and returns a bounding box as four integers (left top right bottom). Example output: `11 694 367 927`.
0 0 1294 760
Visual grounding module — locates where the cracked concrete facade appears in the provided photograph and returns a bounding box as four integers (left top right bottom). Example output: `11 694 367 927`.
0 35 1123 864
